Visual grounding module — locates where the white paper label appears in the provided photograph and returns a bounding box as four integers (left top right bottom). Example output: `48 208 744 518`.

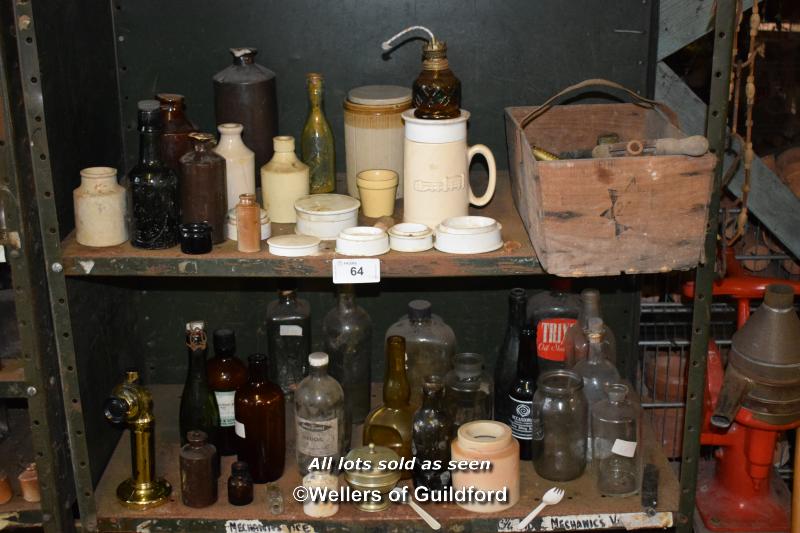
611 438 637 458
296 415 338 457
215 391 236 427
280 325 303 337
332 258 380 284
235 420 246 438
508 397 532 440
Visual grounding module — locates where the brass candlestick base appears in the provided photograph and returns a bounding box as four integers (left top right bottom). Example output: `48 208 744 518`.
116 477 171 510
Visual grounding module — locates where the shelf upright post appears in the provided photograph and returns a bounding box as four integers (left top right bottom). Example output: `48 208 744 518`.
676 1 737 531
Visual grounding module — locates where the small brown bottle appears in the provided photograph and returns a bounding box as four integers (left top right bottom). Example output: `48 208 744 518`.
227 461 254 506
235 353 285 483
179 430 219 508
158 93 196 174
236 193 260 253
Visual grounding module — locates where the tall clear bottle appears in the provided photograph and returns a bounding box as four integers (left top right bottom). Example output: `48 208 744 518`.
528 281 580 373
266 289 311 395
180 321 220 447
301 73 335 194
127 100 180 249
495 288 528 425
573 318 620 406
508 327 538 460
412 376 452 492
565 289 617 367
294 352 346 475
206 328 248 456
363 336 414 478
592 383 642 496
386 300 456 408
444 353 493 436
323 285 372 438
235 354 285 483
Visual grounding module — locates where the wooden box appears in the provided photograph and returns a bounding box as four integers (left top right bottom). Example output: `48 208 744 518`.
505 103 715 277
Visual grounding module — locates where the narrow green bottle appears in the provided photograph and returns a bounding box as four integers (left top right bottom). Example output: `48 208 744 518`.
180 321 220 448
301 73 335 194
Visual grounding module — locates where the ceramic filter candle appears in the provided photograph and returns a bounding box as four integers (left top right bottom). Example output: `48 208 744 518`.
236 194 260 253
73 167 128 247
450 420 519 513
214 123 256 211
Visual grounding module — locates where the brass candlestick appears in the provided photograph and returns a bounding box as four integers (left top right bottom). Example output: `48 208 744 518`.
103 370 171 509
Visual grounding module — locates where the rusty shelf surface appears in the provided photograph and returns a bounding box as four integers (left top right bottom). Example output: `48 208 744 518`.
59 173 543 279
95 385 678 532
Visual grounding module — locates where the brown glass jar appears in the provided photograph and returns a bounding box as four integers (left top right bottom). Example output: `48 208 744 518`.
227 461 254 506
207 328 248 456
158 93 197 174
179 430 219 508
235 353 285 483
179 132 227 244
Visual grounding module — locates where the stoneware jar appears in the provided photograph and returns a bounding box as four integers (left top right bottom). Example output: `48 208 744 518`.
344 85 411 198
17 463 40 503
214 123 256 211
302 471 339 518
357 170 398 218
260 136 310 223
403 109 496 230
450 420 519 513
73 167 128 247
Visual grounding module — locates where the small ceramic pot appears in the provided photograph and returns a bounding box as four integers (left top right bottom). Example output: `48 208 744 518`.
267 235 320 257
434 216 503 254
73 167 128 247
179 223 213 255
294 194 360 240
357 170 398 218
336 226 389 256
18 463 40 503
388 223 433 252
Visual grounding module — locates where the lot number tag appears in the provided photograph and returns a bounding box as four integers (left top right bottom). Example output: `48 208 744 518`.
332 258 380 284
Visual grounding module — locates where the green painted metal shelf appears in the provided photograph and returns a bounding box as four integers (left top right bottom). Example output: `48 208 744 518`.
59 173 543 279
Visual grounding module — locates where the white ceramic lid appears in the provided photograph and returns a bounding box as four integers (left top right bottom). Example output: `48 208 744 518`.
336 226 389 256
438 216 499 235
348 85 412 106
403 108 470 144
295 194 360 216
388 223 432 238
267 234 320 256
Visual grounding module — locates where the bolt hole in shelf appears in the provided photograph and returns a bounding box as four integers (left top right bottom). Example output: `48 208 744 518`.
94 385 679 531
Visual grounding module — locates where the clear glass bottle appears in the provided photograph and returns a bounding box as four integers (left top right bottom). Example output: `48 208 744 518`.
592 383 642 497
565 289 618 367
533 369 588 481
508 327 538 460
363 336 414 478
158 93 196 175
127 99 180 249
266 289 311 395
412 376 452 492
206 328 248 456
179 430 218 508
179 132 227 244
294 352 346 476
180 321 220 447
444 353 493 437
235 353 285 483
412 37 461 119
301 73 335 194
227 460 254 506
323 284 372 435
495 288 528 425
527 283 580 373
573 318 620 406
386 300 456 408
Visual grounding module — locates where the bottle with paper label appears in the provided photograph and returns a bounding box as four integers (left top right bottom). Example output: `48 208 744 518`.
207 328 248 456
592 383 641 497
508 327 538 460
266 288 311 395
294 352 346 476
527 280 580 373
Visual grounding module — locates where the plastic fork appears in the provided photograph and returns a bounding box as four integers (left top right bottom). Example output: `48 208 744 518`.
515 487 565 531
390 487 441 530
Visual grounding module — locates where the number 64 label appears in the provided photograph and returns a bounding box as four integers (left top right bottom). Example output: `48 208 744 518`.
332 258 381 284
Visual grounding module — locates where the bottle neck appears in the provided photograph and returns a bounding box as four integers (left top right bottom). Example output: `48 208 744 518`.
186 330 208 375
384 341 410 407
508 296 527 330
422 57 450 71
310 364 328 378
139 130 162 166
587 336 605 363
516 330 537 380
308 84 323 109
163 105 185 125
580 299 601 327
338 291 355 312
278 291 297 305
421 387 444 411
248 359 269 384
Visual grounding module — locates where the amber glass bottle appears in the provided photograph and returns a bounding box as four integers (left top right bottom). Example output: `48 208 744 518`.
158 93 196 175
227 461 254 506
234 354 285 483
412 39 461 119
207 329 248 456
179 132 227 244
363 336 414 478
301 73 335 194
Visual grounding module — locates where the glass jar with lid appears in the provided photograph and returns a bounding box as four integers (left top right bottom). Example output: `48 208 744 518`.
592 383 642 497
532 369 588 481
443 353 493 437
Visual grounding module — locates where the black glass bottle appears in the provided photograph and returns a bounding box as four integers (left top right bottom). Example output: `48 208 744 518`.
508 327 538 460
180 321 220 447
127 99 180 249
495 288 528 425
412 377 452 492
227 461 254 506
266 289 311 395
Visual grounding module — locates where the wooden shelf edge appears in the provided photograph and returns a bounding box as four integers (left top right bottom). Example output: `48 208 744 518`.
0 358 28 399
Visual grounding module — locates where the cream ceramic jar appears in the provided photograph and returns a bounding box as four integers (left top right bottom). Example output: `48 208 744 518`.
260 136 309 223
73 167 128 247
344 85 411 199
214 123 256 211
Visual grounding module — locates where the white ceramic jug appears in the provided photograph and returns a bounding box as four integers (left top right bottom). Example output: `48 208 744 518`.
402 109 496 230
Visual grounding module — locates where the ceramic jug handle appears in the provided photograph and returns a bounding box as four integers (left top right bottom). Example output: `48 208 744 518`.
467 144 497 207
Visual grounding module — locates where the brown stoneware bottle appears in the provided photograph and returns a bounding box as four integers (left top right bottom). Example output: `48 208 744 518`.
207 328 248 456
179 430 219 508
179 132 227 244
236 193 261 252
158 93 196 175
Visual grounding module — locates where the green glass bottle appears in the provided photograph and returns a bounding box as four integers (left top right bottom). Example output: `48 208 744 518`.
180 321 220 447
301 73 335 194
